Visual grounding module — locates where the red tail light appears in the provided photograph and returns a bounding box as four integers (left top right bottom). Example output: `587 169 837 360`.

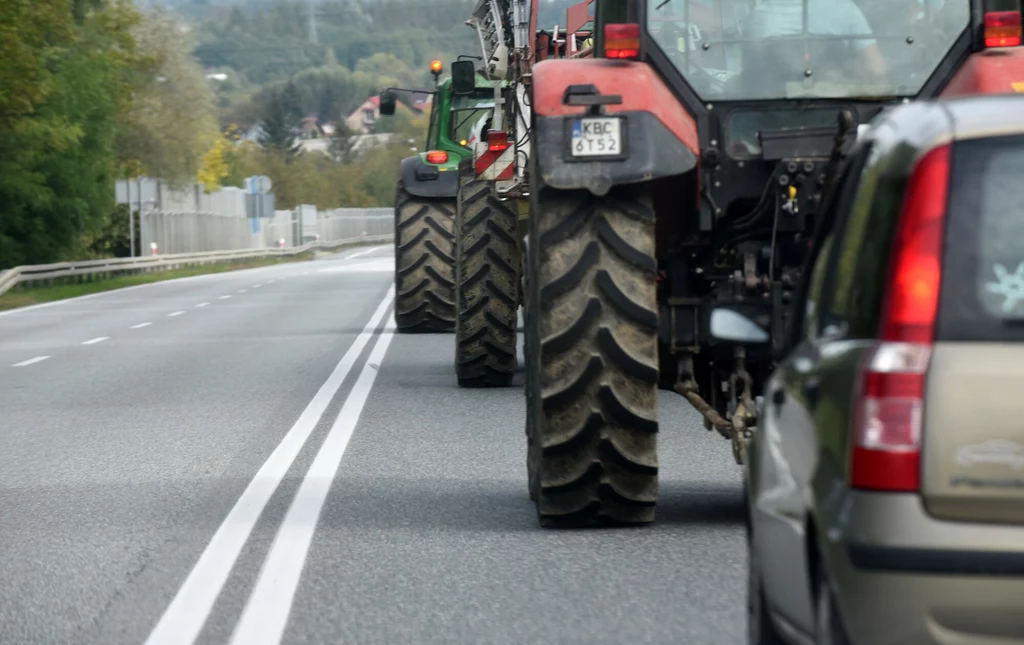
850 144 950 492
985 10 1022 47
487 130 509 152
425 150 448 165
604 23 640 60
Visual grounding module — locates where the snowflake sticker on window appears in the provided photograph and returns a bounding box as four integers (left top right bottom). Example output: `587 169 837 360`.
985 262 1024 313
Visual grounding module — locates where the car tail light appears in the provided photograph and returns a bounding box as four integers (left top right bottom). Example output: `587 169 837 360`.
850 144 950 492
985 10 1022 47
425 150 448 164
487 130 509 152
604 23 640 60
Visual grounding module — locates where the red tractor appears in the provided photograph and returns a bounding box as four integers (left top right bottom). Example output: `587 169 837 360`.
524 0 1024 526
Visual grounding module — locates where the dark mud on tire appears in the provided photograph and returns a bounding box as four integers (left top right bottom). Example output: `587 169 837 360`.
454 161 520 386
525 184 659 527
394 182 456 333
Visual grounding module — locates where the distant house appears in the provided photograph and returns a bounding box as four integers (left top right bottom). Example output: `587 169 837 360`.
410 92 433 114
238 122 267 145
294 115 326 140
345 96 381 134
345 93 434 135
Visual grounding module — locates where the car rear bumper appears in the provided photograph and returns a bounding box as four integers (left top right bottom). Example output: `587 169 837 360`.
827 492 1024 645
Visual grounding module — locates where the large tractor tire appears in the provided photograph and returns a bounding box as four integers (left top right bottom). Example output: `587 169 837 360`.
454 160 520 387
525 183 659 527
393 181 456 333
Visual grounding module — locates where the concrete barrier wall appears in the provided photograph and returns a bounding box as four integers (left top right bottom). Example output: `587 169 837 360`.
145 208 394 255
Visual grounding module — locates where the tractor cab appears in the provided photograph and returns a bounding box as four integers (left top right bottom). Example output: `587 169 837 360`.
379 60 498 175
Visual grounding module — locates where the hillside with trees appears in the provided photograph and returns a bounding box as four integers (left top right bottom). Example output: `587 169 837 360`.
0 0 580 268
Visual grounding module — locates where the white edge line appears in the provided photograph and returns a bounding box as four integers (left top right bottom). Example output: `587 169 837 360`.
130 322 152 329
143 285 396 645
81 336 109 345
230 304 397 645
0 260 309 319
12 356 50 367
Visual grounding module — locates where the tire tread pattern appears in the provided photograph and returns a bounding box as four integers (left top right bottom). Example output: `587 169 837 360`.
528 185 659 527
394 182 456 333
454 161 520 387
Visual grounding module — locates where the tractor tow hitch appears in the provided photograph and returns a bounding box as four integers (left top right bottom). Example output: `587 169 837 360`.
674 349 757 466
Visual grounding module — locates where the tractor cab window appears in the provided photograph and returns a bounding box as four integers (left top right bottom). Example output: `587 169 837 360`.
449 93 496 149
646 0 969 101
425 98 442 149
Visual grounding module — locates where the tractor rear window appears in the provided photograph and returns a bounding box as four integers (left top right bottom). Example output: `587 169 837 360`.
726 107 846 157
449 93 495 147
937 134 1024 341
646 0 970 102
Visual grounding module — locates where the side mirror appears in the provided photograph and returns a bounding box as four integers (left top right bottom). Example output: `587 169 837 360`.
709 308 771 345
379 91 397 116
451 60 476 95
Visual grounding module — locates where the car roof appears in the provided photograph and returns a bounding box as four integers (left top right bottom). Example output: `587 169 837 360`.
935 94 1024 142
863 94 1024 148
850 94 1024 178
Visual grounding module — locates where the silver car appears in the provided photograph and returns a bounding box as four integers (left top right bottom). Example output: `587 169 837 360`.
735 94 1024 645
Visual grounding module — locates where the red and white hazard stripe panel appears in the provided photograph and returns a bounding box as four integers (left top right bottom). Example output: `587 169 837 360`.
475 142 515 181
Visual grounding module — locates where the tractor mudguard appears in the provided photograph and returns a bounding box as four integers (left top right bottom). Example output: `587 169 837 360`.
940 47 1024 96
532 59 700 196
400 155 459 199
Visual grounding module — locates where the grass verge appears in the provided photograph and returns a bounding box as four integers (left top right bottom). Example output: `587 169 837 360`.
0 251 327 312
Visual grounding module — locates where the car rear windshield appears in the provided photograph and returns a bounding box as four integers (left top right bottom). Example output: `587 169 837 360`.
938 134 1024 342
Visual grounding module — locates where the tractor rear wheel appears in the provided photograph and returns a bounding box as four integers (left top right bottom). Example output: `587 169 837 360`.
454 160 520 387
525 183 660 527
393 182 456 333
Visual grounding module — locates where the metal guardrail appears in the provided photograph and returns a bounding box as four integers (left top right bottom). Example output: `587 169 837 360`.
0 234 393 298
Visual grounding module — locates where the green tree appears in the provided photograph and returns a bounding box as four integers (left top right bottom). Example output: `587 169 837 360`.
261 90 293 152
0 0 140 268
115 9 219 187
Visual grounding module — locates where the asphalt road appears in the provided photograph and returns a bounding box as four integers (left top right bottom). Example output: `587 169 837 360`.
0 245 747 645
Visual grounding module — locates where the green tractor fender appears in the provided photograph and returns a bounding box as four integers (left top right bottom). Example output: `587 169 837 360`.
399 150 465 199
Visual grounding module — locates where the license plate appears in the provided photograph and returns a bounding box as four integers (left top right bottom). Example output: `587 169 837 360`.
570 117 623 157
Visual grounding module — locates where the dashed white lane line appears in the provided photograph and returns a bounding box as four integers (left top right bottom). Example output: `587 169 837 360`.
130 322 152 329
253 284 263 289
82 337 109 345
230 311 397 645
144 286 397 645
196 302 210 308
12 356 50 367
267 280 276 284
219 295 231 300
168 311 185 318
238 289 248 294
347 247 379 260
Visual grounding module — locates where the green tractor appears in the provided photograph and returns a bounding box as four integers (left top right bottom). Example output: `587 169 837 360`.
379 61 501 333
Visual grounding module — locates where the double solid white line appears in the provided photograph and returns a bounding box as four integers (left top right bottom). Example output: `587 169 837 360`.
145 286 396 645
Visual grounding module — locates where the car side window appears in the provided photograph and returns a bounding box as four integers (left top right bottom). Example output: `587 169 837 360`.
801 232 835 342
798 150 868 342
824 144 898 339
